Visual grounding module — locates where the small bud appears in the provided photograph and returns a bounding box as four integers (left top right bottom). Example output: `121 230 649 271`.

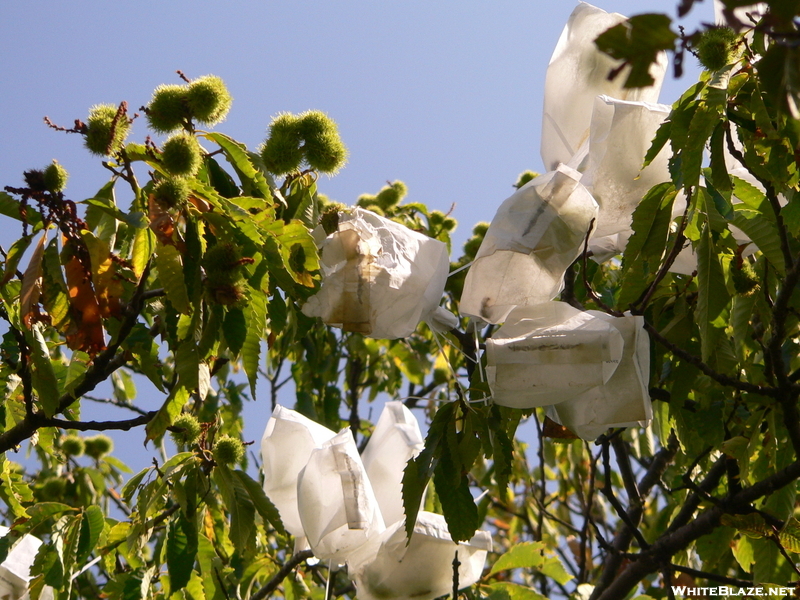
40 477 67 501
161 133 202 177
84 434 113 459
171 414 202 446
43 160 69 193
514 170 540 189
153 177 191 209
376 180 408 209
732 260 760 296
213 435 245 465
260 113 303 175
187 75 232 126
85 104 130 156
696 27 739 72
60 434 85 457
146 84 191 134
303 131 348 174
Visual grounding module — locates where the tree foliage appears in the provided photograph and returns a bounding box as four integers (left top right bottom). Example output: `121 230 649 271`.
1 1 800 599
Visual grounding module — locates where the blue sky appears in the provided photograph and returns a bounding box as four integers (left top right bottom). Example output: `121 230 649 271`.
0 1 708 470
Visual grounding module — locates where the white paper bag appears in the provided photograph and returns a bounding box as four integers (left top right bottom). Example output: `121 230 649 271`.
0 527 43 600
297 429 385 564
348 512 491 600
548 311 651 439
541 2 667 171
260 405 337 538
485 303 624 408
302 208 452 339
460 165 598 324
583 96 672 240
361 402 424 527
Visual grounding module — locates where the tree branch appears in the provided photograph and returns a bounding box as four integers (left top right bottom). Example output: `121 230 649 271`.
251 550 315 600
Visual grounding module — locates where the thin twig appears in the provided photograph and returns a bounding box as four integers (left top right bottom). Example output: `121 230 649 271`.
251 550 315 600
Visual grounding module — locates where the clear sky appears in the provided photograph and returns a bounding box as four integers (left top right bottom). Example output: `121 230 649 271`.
0 1 708 469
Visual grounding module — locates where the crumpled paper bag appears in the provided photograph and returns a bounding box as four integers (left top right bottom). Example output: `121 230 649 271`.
261 405 336 539
0 526 46 600
583 95 672 240
302 208 452 339
297 429 385 564
485 302 624 408
541 2 667 171
348 512 491 600
460 165 598 324
361 401 424 527
548 311 651 439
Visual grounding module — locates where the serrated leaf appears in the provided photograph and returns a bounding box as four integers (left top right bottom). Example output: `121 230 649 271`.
242 291 267 398
28 323 60 417
20 232 47 329
780 518 800 553
0 191 42 229
434 450 480 542
121 468 151 504
76 505 104 564
213 465 255 552
175 339 200 392
222 308 246 358
489 541 546 576
41 238 71 333
643 119 672 168
167 512 198 593
682 103 720 190
155 244 191 314
617 183 677 309
145 386 190 443
1 234 32 286
201 132 273 199
721 512 768 538
696 224 730 361
131 226 154 279
485 582 548 600
231 469 286 535
752 537 779 584
539 555 574 585
731 207 786 273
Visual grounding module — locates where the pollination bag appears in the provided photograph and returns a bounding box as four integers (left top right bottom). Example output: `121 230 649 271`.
261 405 337 538
297 429 385 564
302 207 452 339
548 311 651 440
0 527 46 600
541 2 667 171
348 512 491 600
361 401 424 527
460 165 598 324
583 96 671 240
485 302 624 408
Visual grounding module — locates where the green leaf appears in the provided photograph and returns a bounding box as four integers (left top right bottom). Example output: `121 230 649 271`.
175 339 200 392
539 554 574 585
731 207 786 274
28 323 61 417
617 183 677 309
643 119 672 169
0 191 42 229
213 465 255 552
0 234 32 285
77 505 105 564
146 386 190 443
131 227 154 279
121 467 151 504
434 451 480 543
696 224 731 361
242 290 267 398
485 582 548 600
733 536 755 573
489 541 546 576
403 402 456 540
682 103 721 190
222 307 246 357
155 244 191 314
594 13 677 88
201 132 273 199
752 537 780 584
230 469 286 535
167 512 198 593
780 517 800 553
